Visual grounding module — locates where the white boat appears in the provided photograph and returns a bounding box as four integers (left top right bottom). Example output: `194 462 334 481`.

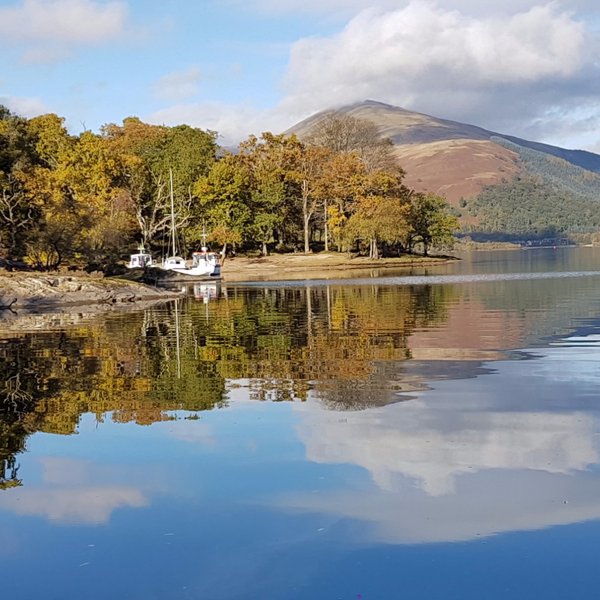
162 248 221 278
159 169 221 279
127 245 154 269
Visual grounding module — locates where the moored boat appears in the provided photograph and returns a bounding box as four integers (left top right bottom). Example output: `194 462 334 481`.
154 169 221 280
127 246 154 269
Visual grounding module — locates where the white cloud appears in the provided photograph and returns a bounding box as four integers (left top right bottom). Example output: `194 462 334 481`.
282 3 585 115
279 470 600 543
296 402 598 497
153 68 202 102
148 101 296 147
147 1 600 150
274 337 600 543
227 0 600 18
0 0 129 62
0 486 147 524
0 456 149 524
0 94 50 117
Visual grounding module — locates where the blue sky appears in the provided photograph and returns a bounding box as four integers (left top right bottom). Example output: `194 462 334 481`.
1 0 599 151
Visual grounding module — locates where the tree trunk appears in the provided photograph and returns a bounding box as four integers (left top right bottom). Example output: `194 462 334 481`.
370 237 379 259
324 198 329 252
304 213 310 253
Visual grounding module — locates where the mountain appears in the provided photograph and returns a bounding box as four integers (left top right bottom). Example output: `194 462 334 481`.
288 100 600 200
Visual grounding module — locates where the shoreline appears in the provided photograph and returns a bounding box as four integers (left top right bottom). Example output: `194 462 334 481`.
0 272 181 314
0 252 455 317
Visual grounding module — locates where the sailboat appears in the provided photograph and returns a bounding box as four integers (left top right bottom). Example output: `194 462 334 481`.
159 170 221 280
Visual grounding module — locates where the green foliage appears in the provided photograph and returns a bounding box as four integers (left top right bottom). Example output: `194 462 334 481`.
471 137 600 237
408 193 460 256
471 176 600 235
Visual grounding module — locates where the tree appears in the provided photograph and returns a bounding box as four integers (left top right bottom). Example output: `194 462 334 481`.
104 118 218 255
194 153 251 256
317 152 366 251
0 107 40 258
288 143 333 253
21 114 81 268
407 193 460 256
238 134 294 255
306 113 399 173
346 171 412 258
0 174 38 258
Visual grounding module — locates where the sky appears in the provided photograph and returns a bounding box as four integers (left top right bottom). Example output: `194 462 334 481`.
0 0 599 152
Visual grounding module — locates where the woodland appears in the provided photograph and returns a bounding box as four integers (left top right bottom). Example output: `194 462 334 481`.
0 107 458 271
463 137 600 239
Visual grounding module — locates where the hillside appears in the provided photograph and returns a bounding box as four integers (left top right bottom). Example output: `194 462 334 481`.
287 100 600 236
289 101 600 202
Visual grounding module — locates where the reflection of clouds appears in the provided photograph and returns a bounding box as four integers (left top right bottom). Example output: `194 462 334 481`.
298 407 597 496
0 486 147 524
285 337 600 542
0 456 148 524
166 420 216 446
280 470 600 543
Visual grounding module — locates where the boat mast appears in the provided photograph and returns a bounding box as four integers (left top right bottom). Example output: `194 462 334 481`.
201 223 208 252
169 168 177 256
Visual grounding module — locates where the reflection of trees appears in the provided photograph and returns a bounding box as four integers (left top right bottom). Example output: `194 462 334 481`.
0 304 230 485
0 337 47 489
0 282 454 486
187 283 453 410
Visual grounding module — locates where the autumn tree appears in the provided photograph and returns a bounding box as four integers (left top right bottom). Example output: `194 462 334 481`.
104 118 171 249
287 142 334 253
104 118 218 255
194 153 251 257
235 133 298 255
317 152 366 251
346 171 412 258
0 106 40 258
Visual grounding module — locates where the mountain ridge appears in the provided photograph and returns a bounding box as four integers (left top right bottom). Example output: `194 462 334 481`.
287 100 600 205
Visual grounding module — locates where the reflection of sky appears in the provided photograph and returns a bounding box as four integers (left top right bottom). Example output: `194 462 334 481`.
284 334 600 542
0 455 149 525
2 334 600 598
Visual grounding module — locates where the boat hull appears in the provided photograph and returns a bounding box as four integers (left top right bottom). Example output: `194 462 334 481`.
145 267 222 283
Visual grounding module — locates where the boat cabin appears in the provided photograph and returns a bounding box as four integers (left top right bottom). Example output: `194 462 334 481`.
127 252 154 269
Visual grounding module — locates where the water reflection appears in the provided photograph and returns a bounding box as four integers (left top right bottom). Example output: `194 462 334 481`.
283 334 600 542
1 254 600 515
2 266 600 490
2 252 600 598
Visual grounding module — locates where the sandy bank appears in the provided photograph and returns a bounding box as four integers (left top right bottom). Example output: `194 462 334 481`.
220 252 454 282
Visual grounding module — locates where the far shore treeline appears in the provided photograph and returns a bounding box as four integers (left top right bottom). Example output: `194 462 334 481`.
0 106 459 271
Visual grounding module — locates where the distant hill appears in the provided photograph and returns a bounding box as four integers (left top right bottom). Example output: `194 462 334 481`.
287 100 600 237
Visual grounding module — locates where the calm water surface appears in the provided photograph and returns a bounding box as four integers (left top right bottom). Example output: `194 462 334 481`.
2 247 600 599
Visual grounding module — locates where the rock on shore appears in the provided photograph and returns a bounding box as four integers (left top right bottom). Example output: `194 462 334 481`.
0 272 180 313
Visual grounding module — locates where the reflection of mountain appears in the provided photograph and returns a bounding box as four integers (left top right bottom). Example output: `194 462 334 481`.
287 336 600 542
